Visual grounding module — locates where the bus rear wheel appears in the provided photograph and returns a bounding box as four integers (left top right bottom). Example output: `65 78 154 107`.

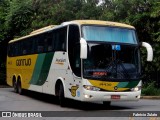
59 84 65 107
17 80 24 95
13 80 18 93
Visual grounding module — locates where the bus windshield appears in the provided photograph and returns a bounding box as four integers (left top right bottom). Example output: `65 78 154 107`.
82 26 137 44
83 43 140 81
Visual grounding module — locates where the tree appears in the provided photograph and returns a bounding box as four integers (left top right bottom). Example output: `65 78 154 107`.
76 0 102 19
0 0 10 41
31 0 57 29
5 0 34 37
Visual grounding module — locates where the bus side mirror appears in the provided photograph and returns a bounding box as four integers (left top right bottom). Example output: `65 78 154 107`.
141 42 153 61
80 38 87 59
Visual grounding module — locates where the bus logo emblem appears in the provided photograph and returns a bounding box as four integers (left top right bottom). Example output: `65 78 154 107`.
69 86 79 97
114 86 118 90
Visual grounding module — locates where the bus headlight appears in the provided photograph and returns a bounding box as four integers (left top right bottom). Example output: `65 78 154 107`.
83 85 100 91
131 86 141 91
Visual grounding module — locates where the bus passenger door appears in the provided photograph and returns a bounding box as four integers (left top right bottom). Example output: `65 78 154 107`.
67 25 82 99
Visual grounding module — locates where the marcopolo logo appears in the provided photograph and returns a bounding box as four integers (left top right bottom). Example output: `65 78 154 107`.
16 58 31 66
55 58 66 65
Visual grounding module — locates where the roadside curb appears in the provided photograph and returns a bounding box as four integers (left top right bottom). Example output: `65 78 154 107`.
141 96 160 99
0 85 11 88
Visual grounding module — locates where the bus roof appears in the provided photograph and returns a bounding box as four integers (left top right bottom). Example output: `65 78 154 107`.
9 25 57 43
30 25 57 35
62 20 135 29
9 20 135 43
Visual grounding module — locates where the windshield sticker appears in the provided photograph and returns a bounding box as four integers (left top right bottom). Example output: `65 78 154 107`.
112 45 121 51
77 91 80 97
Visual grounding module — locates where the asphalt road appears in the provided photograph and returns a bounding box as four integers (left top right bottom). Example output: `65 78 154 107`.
0 88 160 120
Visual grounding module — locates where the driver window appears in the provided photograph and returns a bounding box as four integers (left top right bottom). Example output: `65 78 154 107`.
68 25 81 77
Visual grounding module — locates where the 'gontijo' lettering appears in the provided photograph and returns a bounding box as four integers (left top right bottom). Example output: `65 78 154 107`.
16 58 31 66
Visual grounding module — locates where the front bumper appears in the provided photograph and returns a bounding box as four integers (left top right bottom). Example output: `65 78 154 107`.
81 89 141 102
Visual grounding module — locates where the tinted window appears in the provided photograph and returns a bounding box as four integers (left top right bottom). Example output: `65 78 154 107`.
54 27 67 51
82 26 137 44
8 26 67 57
68 25 81 77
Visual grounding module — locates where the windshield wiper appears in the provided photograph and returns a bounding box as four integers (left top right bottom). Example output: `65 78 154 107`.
104 59 131 80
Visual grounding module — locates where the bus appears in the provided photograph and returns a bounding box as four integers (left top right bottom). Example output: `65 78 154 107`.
7 20 153 106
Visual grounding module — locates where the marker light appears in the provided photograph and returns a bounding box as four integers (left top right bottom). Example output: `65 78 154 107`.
131 86 141 91
84 94 92 98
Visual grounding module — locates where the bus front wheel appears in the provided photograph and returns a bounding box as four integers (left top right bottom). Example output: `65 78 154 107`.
59 84 65 107
103 101 111 106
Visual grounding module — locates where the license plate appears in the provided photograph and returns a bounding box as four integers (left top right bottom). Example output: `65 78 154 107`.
111 95 120 99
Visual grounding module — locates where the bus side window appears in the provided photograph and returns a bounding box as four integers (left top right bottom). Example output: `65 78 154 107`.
37 34 45 53
15 42 20 56
44 32 53 52
32 36 38 54
54 27 67 51
21 39 34 55
47 38 53 52
21 41 27 55
37 46 44 53
26 38 34 54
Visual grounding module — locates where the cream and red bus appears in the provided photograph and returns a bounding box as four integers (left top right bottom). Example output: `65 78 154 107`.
7 20 153 106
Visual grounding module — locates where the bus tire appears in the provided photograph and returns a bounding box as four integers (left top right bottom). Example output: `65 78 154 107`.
17 79 24 95
13 79 18 93
59 84 65 107
103 101 111 106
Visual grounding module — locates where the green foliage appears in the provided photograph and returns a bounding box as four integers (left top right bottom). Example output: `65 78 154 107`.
0 0 10 41
5 0 34 36
142 81 160 96
76 0 102 19
30 0 57 28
